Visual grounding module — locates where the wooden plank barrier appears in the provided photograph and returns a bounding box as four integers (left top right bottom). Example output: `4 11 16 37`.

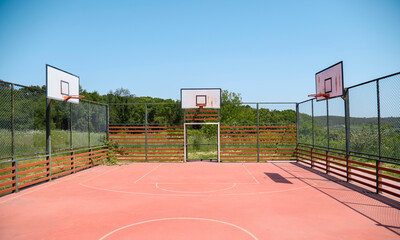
221 124 297 162
185 109 219 122
0 148 107 197
296 144 400 200
110 126 184 162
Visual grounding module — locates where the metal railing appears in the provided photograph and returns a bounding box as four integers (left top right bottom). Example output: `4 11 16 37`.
0 80 109 196
297 72 400 199
0 80 108 161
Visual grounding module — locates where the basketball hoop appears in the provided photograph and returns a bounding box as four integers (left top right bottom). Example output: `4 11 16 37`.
197 105 205 109
308 93 331 99
63 95 85 102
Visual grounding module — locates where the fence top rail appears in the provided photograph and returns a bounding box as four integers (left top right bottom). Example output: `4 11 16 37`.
346 71 400 89
220 122 296 125
0 145 107 165
108 101 298 105
350 151 400 162
298 98 313 104
297 143 400 165
297 143 346 155
350 153 400 166
0 80 45 92
298 143 346 153
80 99 108 106
0 80 106 106
296 71 400 104
108 102 178 105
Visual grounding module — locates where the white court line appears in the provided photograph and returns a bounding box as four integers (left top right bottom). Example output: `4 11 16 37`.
99 217 258 240
242 163 260 184
133 182 258 185
79 166 121 184
79 163 319 197
0 166 116 204
134 163 162 184
155 183 237 194
79 181 315 197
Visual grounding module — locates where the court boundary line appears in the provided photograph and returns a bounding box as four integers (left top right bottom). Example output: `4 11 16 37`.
2 163 319 200
134 163 162 183
78 163 318 196
0 166 117 204
242 163 260 184
98 217 258 240
155 183 237 193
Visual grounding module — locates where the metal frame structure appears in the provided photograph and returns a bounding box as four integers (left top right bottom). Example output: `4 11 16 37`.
2 71 399 201
0 79 108 195
184 122 220 163
298 71 400 199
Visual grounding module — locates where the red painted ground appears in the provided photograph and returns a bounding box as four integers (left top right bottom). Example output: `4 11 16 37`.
0 162 399 240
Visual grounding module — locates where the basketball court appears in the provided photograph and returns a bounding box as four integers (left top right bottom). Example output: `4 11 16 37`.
0 162 399 240
1 63 399 239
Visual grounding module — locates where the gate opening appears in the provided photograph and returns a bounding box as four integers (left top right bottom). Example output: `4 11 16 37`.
184 123 220 162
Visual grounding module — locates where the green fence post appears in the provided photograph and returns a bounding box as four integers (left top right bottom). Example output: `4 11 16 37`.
106 104 109 141
11 84 18 192
88 102 91 148
90 148 93 167
145 104 148 162
376 80 382 194
73 151 76 174
46 97 52 181
344 89 351 183
11 83 14 161
71 151 74 174
312 99 314 148
70 103 73 149
12 161 19 192
296 103 299 162
257 103 260 163
326 151 329 174
326 98 330 150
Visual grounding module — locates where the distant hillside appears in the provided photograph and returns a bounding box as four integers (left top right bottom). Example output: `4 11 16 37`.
314 116 400 129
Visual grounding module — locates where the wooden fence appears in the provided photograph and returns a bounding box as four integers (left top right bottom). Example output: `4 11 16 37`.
297 144 400 200
109 126 184 162
221 125 297 162
0 147 107 196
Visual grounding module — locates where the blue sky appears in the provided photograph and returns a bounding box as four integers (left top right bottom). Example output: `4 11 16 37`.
0 0 399 102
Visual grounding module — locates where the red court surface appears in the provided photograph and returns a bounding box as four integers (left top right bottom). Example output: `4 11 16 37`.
0 162 399 240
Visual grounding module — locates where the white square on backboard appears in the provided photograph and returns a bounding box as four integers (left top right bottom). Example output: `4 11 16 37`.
324 78 332 93
196 95 207 105
61 81 69 96
46 65 80 104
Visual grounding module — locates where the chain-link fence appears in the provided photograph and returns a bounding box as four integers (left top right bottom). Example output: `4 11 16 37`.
298 72 400 162
109 102 297 162
297 72 400 198
0 80 107 161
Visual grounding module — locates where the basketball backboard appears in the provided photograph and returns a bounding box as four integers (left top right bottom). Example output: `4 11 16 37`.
315 61 344 101
181 88 221 109
46 64 80 104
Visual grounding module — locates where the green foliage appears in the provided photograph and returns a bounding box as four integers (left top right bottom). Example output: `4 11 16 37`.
220 89 296 124
102 136 120 166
